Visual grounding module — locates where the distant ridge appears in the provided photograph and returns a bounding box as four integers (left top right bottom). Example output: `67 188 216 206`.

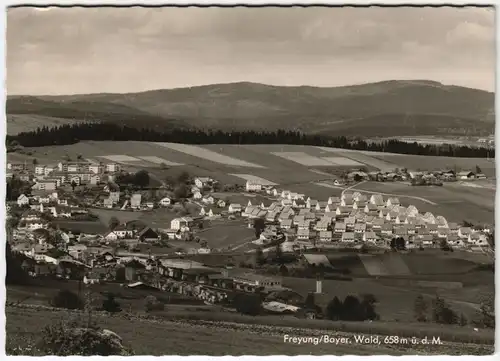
6 80 494 137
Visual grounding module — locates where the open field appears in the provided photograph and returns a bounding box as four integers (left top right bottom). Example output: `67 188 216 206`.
228 174 277 185
317 147 397 171
136 156 183 166
154 142 265 168
196 223 255 249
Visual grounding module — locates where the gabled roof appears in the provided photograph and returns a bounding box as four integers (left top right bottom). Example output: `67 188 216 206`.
341 232 355 240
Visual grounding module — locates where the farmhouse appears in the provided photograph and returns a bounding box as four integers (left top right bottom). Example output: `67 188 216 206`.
315 202 328 212
227 203 241 214
457 171 475 180
195 177 214 189
170 217 194 231
336 206 351 218
17 194 30 206
130 194 142 209
246 181 262 192
202 196 215 205
193 191 203 200
293 199 306 208
32 180 57 191
458 227 472 238
157 197 171 207
364 203 378 213
315 219 330 232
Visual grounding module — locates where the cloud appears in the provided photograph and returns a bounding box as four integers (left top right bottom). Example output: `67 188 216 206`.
6 6 495 94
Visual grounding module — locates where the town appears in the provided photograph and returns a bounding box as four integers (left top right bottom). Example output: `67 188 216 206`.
6 158 494 315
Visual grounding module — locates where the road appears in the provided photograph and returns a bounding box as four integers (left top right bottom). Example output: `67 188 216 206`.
315 182 438 205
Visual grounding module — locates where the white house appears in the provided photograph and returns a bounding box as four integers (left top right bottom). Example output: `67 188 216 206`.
217 199 227 208
193 191 203 200
246 181 262 192
457 171 475 180
341 232 355 243
458 227 472 238
170 217 194 231
106 163 120 173
297 229 311 240
17 194 30 206
363 231 377 243
159 197 172 206
369 194 385 207
386 197 400 207
202 196 215 205
195 177 213 189
319 231 333 242
228 203 242 213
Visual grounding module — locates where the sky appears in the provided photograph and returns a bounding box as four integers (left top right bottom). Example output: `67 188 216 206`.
6 6 496 95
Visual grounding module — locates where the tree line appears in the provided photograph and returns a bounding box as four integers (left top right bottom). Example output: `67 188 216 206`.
7 122 493 158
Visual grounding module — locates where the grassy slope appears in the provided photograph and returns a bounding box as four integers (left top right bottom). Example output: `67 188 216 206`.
7 80 494 136
5 305 494 355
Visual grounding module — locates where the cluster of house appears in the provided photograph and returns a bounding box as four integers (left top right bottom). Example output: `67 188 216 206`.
7 161 123 191
224 189 491 249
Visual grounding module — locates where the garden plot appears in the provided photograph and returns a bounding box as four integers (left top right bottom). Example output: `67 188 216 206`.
137 156 183 166
154 143 265 168
317 147 396 171
321 157 363 166
229 174 278 185
99 155 143 162
271 152 335 166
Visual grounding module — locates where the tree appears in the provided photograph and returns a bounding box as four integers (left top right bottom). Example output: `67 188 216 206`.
102 293 122 313
439 239 451 251
413 294 429 322
279 264 289 276
144 295 164 313
342 295 363 321
177 171 190 185
32 158 38 165
253 218 265 238
71 180 77 191
395 237 406 250
431 295 458 325
390 238 397 250
134 170 150 188
304 292 316 309
459 313 468 326
274 243 283 263
475 293 495 328
234 293 261 316
51 290 84 310
254 247 265 266
108 217 120 231
174 184 189 199
326 296 343 321
475 165 482 174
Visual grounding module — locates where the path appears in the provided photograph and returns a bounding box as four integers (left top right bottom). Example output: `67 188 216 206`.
314 182 438 205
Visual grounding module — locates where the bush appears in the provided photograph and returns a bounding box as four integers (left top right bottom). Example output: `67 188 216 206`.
37 319 131 356
51 290 84 310
234 294 261 316
144 295 165 313
431 295 458 325
102 294 122 313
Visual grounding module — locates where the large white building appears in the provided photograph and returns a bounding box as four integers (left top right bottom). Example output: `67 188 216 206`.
170 217 194 230
245 181 262 192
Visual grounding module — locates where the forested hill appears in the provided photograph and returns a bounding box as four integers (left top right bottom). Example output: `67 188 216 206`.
7 80 494 137
7 123 494 158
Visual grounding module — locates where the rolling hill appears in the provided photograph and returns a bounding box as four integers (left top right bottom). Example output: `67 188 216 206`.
7 80 495 136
